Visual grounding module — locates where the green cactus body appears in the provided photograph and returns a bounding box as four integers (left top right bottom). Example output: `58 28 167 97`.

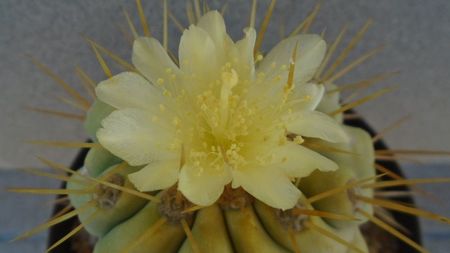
84 100 114 140
93 196 186 253
178 204 234 253
70 123 373 252
67 165 147 237
86 187 366 253
299 126 375 227
84 146 122 177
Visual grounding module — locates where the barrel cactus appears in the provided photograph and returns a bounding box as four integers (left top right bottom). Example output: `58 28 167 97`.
12 1 450 253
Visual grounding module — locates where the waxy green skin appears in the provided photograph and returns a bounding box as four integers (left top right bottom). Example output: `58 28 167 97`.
84 146 121 177
299 125 376 228
67 165 147 237
93 195 186 253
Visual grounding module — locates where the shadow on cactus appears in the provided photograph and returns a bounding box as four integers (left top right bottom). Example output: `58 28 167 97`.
9 1 450 253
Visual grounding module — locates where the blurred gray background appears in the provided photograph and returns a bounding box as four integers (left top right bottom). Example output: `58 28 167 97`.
1 0 449 252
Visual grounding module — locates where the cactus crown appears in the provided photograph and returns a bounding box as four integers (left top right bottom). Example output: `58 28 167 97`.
94 10 347 210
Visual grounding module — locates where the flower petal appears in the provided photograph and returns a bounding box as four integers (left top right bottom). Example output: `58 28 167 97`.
84 100 115 140
128 159 180 192
233 166 301 210
232 28 257 80
179 24 220 84
96 72 164 111
197 11 233 61
97 108 175 166
289 83 325 111
178 164 231 206
132 37 180 85
258 34 326 84
317 83 343 122
286 110 349 143
272 142 338 178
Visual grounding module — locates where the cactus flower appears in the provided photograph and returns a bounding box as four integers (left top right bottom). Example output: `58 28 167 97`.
96 11 349 209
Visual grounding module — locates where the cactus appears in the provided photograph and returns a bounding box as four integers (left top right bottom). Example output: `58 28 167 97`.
11 1 450 253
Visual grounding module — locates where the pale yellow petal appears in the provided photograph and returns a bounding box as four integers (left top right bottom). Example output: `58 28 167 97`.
128 159 180 191
317 83 343 122
179 25 220 84
288 83 325 111
258 34 326 84
232 28 257 80
178 164 231 206
272 142 338 178
132 37 180 85
97 108 175 166
96 72 164 110
197 10 233 62
233 166 301 210
286 110 349 143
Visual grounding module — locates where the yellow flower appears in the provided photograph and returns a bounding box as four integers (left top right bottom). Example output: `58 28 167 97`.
96 11 349 209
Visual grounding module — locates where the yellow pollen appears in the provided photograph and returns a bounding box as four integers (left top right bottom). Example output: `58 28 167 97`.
219 68 239 128
294 136 304 144
157 78 165 85
255 54 264 62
